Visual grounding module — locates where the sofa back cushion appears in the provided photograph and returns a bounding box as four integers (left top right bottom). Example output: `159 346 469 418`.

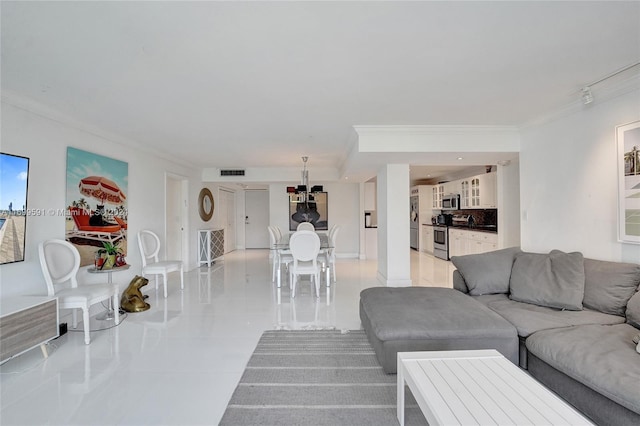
582 258 640 316
509 250 585 311
627 291 640 329
450 247 521 295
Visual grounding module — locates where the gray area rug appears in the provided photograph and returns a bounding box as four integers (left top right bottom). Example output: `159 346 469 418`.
220 330 428 425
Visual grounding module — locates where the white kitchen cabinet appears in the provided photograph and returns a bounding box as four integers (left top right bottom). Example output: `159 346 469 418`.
460 179 470 209
432 185 445 209
443 181 457 196
478 172 497 208
449 229 468 257
467 172 497 209
449 229 498 257
418 185 433 221
421 225 434 254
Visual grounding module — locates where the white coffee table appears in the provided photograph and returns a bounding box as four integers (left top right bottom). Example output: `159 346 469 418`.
397 350 593 426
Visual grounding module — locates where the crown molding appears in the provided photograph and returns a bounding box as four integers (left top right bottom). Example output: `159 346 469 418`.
1 90 197 169
353 125 520 137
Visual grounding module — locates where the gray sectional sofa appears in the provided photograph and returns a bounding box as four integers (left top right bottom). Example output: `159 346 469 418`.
359 248 640 426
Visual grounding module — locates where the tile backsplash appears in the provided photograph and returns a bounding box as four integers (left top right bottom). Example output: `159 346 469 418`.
450 209 497 226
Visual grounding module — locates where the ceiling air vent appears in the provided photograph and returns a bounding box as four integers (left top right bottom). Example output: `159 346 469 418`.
220 169 245 176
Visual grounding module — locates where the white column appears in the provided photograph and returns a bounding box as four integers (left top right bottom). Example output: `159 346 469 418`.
377 164 411 287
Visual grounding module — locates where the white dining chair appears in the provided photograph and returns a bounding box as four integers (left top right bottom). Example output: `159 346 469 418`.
38 239 120 345
137 230 184 298
289 230 321 298
267 225 293 286
296 222 315 231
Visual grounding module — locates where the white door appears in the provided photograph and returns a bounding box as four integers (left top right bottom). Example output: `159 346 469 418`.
165 174 187 263
219 189 236 253
245 190 270 249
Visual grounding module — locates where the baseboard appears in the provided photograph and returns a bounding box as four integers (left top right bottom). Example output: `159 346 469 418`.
376 271 412 287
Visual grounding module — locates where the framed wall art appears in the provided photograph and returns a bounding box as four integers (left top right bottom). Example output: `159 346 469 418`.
617 120 640 244
66 147 129 266
289 192 328 231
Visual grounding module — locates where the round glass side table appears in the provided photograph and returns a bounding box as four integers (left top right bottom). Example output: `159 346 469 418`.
87 264 131 321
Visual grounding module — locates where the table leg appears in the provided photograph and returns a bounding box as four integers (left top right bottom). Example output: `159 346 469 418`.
397 361 405 426
326 265 330 287
97 271 116 321
277 264 281 288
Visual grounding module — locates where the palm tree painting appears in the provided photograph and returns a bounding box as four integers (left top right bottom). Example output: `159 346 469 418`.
618 121 640 242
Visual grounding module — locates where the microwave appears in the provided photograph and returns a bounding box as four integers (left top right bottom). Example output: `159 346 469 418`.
441 194 460 210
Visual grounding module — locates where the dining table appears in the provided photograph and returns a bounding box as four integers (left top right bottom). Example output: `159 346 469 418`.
272 232 334 289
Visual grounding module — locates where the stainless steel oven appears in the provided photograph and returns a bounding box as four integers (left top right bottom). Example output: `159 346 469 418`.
433 225 449 260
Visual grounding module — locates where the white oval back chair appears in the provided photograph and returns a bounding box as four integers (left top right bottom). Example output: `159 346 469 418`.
267 225 293 286
289 230 321 298
38 239 120 344
137 230 184 298
296 222 315 231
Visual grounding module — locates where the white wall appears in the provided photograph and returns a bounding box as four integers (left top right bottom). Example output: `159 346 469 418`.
268 182 360 257
497 159 521 248
0 100 205 299
520 88 640 263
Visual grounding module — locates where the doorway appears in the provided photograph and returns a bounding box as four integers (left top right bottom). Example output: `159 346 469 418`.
245 190 270 249
165 174 188 264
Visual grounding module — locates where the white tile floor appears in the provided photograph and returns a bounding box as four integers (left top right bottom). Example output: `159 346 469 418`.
0 249 453 425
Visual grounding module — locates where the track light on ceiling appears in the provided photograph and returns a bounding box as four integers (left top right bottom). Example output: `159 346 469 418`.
579 61 640 105
581 87 594 105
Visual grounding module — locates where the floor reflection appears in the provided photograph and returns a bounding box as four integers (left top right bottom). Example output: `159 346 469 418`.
274 279 335 330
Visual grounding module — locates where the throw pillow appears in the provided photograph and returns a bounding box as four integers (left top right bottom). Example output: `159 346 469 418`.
627 290 640 330
582 259 640 317
509 250 585 311
451 247 521 295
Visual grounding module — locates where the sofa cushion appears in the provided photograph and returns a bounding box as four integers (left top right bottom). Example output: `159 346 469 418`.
471 293 510 305
627 290 640 329
452 270 468 293
526 324 640 415
360 287 515 341
509 250 585 310
451 247 521 295
478 296 624 337
582 258 640 316
359 287 519 373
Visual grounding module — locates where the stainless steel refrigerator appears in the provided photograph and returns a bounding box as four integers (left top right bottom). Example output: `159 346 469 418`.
410 195 419 249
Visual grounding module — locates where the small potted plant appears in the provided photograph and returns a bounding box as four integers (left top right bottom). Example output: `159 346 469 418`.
97 241 122 270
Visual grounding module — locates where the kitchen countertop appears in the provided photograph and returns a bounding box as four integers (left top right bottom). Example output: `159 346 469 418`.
422 223 498 234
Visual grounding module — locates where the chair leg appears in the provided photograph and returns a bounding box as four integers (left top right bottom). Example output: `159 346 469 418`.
290 273 296 297
272 256 277 282
180 267 184 290
314 273 320 298
82 307 91 344
163 272 168 298
331 261 336 283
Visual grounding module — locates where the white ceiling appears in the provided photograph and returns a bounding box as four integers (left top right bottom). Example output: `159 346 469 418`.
2 1 639 182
